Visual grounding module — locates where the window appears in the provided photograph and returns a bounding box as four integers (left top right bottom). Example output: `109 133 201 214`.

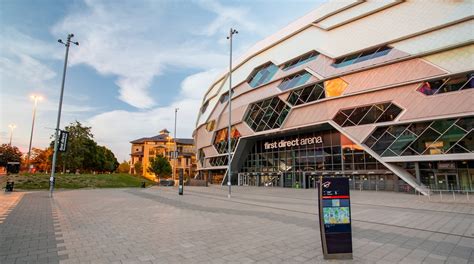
244 96 291 132
209 155 228 166
198 149 205 166
332 46 391 68
324 78 348 97
278 71 312 91
282 51 318 71
201 100 209 114
206 120 216 132
219 90 234 103
287 82 325 105
333 102 402 127
213 126 241 154
248 63 279 88
365 116 473 157
417 72 474 95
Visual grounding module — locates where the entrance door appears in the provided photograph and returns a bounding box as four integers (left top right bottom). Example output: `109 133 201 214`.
435 174 447 190
435 173 459 190
447 174 458 190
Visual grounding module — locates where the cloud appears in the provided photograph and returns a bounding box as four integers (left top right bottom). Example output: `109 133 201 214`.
196 0 261 37
0 54 56 90
51 0 228 109
87 68 221 161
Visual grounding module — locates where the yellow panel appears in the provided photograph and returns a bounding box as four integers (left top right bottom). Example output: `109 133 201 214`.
324 78 348 97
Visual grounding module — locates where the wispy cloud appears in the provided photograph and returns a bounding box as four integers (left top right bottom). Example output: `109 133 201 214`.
87 68 221 160
196 0 261 36
51 0 228 109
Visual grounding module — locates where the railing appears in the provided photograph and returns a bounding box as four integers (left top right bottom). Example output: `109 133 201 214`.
424 189 474 202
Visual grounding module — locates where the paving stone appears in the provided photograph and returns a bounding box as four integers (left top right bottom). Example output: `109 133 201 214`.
1 187 474 263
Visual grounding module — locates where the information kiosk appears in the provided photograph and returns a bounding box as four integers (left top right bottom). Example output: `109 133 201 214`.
178 169 184 195
318 176 353 259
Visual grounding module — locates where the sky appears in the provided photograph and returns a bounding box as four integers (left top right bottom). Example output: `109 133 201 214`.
0 0 323 162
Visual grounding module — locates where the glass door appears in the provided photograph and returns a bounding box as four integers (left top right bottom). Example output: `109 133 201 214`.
435 174 447 190
447 174 458 190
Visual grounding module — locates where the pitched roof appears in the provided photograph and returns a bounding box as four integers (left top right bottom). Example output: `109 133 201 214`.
130 134 193 145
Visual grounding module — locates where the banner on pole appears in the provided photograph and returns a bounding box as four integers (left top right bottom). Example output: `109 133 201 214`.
58 130 69 152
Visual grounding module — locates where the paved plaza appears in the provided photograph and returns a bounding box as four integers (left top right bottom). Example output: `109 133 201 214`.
0 186 473 264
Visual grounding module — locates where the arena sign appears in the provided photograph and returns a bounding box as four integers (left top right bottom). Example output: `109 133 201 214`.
264 136 322 150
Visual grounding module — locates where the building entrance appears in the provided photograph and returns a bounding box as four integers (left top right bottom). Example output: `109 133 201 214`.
435 173 459 190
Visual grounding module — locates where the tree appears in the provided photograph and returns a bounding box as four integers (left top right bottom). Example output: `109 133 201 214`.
30 147 53 172
117 160 130 173
148 155 172 180
0 144 22 166
134 161 143 175
50 121 119 173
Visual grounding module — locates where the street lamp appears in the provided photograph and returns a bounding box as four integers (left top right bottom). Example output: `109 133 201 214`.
8 124 16 146
173 108 179 181
226 28 238 198
50 33 79 197
27 95 43 172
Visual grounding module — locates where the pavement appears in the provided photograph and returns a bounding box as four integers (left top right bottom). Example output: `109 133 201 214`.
0 186 473 264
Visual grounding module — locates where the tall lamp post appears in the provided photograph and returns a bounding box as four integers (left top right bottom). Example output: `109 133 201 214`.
8 124 16 146
173 108 179 181
27 95 42 172
50 33 79 197
226 28 238 198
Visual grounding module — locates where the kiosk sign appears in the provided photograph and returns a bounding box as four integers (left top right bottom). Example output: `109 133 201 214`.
318 177 353 259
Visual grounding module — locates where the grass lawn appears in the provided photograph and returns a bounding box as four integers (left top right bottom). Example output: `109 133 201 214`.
4 173 156 190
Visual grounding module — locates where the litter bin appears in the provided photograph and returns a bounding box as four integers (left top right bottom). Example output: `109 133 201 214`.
141 181 146 188
5 181 14 192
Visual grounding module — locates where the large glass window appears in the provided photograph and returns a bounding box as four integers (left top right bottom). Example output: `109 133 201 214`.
200 100 209 114
213 126 241 154
240 129 385 174
244 96 291 132
209 155 228 166
287 82 325 106
282 51 318 71
417 72 474 95
278 71 312 91
332 46 392 68
205 120 216 132
248 63 279 88
333 102 402 127
198 149 205 166
365 116 474 157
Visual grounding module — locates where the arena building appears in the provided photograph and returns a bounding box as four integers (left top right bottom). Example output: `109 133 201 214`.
193 1 474 194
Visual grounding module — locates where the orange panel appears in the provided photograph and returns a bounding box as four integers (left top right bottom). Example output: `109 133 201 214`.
324 78 348 97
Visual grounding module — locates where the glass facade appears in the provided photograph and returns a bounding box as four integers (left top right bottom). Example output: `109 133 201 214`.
219 90 234 103
198 148 205 166
333 102 402 127
244 96 291 132
282 51 318 71
277 71 312 91
241 129 386 174
287 82 325 106
365 116 474 157
205 120 215 131
418 72 474 95
332 46 392 68
213 126 241 154
209 155 228 167
248 63 279 88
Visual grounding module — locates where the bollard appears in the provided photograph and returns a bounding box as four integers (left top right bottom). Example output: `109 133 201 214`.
467 191 469 201
452 190 455 201
440 190 442 201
